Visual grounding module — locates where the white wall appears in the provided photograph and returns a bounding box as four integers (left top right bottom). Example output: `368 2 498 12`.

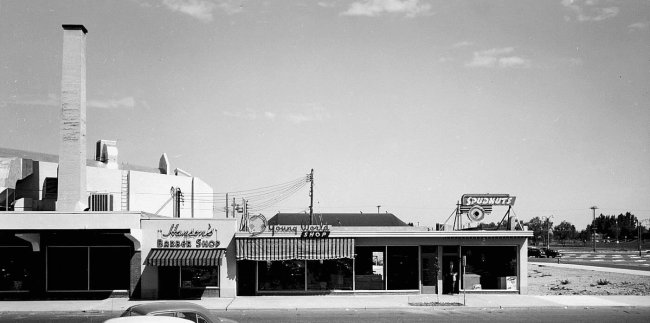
129 171 214 218
86 166 123 209
191 177 215 218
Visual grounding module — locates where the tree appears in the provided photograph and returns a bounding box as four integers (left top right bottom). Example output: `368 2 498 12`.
590 212 638 241
525 217 548 246
553 221 576 246
577 229 591 244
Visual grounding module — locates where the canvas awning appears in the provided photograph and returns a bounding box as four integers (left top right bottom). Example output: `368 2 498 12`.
144 248 225 266
236 238 354 261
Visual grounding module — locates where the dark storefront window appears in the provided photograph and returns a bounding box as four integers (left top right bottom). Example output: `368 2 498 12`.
354 246 385 290
181 267 219 288
0 247 32 291
48 247 88 290
48 246 131 291
89 247 131 290
307 259 353 290
258 260 305 291
461 246 517 290
387 246 419 290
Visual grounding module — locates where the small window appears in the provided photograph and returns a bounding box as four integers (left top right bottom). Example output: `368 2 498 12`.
179 312 198 322
152 312 176 317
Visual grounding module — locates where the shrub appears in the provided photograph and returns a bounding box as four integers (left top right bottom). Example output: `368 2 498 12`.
560 279 570 285
596 279 610 285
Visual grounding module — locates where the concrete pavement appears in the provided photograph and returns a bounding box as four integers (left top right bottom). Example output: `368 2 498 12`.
1 262 649 313
0 294 649 313
532 262 650 276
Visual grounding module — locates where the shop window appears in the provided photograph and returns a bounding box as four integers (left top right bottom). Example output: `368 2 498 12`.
306 259 353 291
354 246 385 290
48 246 131 291
258 260 305 291
89 247 130 290
461 246 517 290
180 267 219 288
48 247 88 291
387 246 419 290
0 247 32 291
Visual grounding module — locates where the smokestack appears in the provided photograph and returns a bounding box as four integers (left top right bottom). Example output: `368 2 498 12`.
56 25 88 212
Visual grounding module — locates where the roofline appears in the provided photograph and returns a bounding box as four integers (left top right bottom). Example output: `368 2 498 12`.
234 230 533 239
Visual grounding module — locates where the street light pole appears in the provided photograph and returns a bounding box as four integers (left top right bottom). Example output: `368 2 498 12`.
590 206 598 253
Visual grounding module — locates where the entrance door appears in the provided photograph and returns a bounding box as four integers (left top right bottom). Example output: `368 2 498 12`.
420 246 438 294
237 260 257 296
158 266 180 299
442 246 459 294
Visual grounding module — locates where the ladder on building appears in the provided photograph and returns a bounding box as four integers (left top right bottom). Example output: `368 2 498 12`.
120 171 129 211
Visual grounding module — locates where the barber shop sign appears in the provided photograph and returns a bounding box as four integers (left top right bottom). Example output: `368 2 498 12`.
157 223 220 249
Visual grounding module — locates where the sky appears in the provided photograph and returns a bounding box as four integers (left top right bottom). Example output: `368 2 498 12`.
0 0 648 230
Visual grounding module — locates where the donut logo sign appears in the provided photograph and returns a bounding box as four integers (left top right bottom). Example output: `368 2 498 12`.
459 194 516 222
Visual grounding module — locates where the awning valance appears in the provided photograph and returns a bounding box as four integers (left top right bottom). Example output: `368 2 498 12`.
144 248 225 266
236 238 354 261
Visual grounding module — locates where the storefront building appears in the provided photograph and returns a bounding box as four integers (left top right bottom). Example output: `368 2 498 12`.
235 213 532 295
140 217 237 299
0 212 237 299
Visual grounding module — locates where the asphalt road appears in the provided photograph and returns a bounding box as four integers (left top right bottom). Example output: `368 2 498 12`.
2 308 650 323
529 252 650 271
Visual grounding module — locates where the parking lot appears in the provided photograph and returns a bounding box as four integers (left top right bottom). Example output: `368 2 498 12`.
530 251 650 271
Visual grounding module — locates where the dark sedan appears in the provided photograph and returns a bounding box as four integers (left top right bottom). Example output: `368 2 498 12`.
120 302 237 323
528 247 543 258
541 248 562 258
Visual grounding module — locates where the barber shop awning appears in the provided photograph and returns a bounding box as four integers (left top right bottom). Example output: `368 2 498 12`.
144 248 225 266
236 238 354 261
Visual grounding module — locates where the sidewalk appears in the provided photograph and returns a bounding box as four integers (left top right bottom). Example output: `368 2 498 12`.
0 294 649 312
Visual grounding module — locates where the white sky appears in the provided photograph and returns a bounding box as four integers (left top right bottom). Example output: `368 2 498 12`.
1 0 648 229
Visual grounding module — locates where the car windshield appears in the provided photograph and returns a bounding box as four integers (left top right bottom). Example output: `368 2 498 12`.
120 309 143 317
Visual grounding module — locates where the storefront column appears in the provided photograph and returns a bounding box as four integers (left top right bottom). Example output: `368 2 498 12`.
437 245 443 295
129 251 141 298
519 240 528 294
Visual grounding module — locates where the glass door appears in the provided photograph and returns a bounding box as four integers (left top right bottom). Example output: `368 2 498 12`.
420 246 438 294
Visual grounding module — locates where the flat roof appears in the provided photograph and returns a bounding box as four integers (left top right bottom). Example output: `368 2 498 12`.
235 227 532 239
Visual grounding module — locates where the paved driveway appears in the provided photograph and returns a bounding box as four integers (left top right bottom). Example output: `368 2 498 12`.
530 252 650 270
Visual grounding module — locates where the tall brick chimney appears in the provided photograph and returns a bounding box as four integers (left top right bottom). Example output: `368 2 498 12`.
56 25 88 212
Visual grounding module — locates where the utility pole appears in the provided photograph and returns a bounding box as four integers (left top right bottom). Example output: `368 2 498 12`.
225 193 229 218
309 169 314 225
638 219 642 257
590 206 598 252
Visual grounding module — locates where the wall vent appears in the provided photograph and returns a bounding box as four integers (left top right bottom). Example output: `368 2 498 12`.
88 193 113 211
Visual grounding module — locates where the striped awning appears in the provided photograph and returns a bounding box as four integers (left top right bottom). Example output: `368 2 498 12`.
236 238 354 261
144 248 225 266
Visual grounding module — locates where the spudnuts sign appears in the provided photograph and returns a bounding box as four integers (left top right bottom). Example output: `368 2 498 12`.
157 223 220 249
461 194 516 206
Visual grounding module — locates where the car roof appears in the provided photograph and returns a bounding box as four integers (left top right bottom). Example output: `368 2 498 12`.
126 301 209 315
106 317 189 323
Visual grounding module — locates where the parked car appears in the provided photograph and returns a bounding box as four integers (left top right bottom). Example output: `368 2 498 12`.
527 247 543 258
541 247 562 258
120 302 237 323
106 317 189 323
